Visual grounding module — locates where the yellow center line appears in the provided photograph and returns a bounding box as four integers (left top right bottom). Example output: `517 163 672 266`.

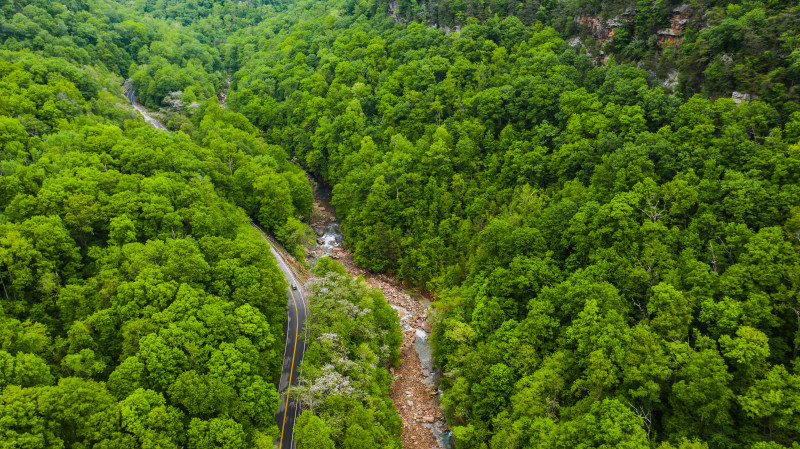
279 284 300 448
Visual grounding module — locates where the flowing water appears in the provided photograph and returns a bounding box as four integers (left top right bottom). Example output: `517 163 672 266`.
318 223 343 254
411 297 454 449
311 181 454 449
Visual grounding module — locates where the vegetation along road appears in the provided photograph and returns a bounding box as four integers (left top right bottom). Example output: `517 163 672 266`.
5 0 800 447
251 223 308 449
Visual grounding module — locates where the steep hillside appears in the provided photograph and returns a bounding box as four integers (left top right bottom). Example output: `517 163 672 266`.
226 0 800 447
0 1 304 446
381 0 800 102
3 0 800 448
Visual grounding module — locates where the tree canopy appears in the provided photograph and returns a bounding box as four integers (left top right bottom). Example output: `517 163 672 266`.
3 0 800 447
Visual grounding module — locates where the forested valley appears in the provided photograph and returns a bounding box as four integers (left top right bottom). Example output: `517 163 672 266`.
2 0 800 448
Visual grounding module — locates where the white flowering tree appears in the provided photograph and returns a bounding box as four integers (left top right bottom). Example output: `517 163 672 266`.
294 260 403 447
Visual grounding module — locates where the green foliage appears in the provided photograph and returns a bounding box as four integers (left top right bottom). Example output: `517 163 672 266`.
3 0 800 446
296 410 335 449
0 11 309 443
381 0 800 104
294 266 403 448
220 1 800 447
0 0 232 118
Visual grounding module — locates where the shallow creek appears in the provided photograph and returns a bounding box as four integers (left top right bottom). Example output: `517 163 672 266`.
309 183 454 449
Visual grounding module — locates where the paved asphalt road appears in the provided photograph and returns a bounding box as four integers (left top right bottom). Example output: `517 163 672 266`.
250 223 307 449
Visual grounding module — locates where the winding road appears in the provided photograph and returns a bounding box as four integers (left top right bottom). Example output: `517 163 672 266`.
250 223 308 449
131 89 305 445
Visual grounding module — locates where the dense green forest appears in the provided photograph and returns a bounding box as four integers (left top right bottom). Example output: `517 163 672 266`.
0 57 286 447
0 1 407 447
222 0 800 447
0 0 304 447
383 0 800 102
295 257 403 448
3 0 800 448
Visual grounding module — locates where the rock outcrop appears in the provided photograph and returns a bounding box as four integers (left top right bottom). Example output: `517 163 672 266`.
656 4 691 47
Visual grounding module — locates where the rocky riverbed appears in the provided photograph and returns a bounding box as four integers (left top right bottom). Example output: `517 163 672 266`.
308 186 452 449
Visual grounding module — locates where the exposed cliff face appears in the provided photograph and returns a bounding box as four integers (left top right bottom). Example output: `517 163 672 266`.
574 14 628 66
656 5 692 47
576 14 620 44
384 0 697 55
388 0 402 24
577 4 693 51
